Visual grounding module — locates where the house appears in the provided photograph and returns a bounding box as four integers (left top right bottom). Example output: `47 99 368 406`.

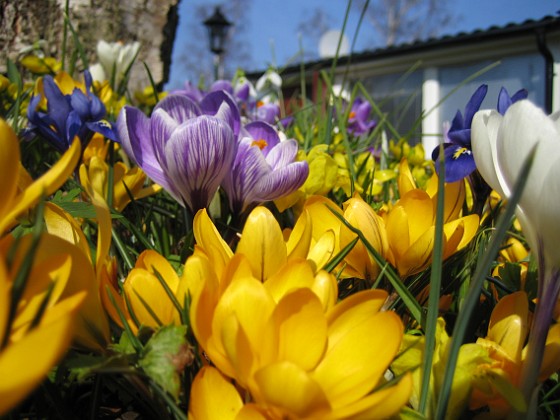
249 15 560 157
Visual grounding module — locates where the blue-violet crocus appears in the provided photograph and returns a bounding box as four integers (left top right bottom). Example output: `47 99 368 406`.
432 84 488 182
432 85 528 183
117 94 237 212
25 70 116 152
222 121 309 215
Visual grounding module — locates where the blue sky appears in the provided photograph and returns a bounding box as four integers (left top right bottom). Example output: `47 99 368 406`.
167 0 559 88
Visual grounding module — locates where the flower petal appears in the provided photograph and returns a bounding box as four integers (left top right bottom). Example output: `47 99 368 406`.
236 206 287 282
163 116 236 211
188 366 243 420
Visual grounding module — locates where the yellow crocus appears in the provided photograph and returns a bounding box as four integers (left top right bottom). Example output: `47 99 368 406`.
20 55 61 75
391 318 490 418
121 250 184 329
384 188 479 277
470 291 560 417
0 232 88 415
0 119 80 235
385 160 479 277
186 247 412 418
79 155 161 212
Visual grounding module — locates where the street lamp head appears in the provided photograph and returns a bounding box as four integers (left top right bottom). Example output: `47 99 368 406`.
203 6 232 55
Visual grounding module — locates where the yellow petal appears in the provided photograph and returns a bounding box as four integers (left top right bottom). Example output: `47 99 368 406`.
329 372 413 419
316 304 403 407
539 322 560 381
0 257 9 340
311 270 338 312
11 254 72 338
236 206 287 282
0 293 83 416
398 158 417 196
268 289 327 370
400 189 434 244
0 233 108 352
184 252 220 351
213 276 274 358
488 291 528 362
303 195 342 245
44 202 91 259
124 267 176 327
253 361 330 418
307 230 335 271
286 209 312 260
135 250 179 293
193 209 233 279
264 259 315 303
341 196 388 280
0 138 81 234
0 119 20 229
400 226 435 276
188 366 243 420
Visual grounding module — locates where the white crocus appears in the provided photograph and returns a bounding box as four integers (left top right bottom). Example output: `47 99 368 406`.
472 100 560 267
95 40 141 89
472 99 560 417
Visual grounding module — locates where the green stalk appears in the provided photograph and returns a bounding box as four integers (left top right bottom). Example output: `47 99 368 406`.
435 146 536 418
418 144 445 415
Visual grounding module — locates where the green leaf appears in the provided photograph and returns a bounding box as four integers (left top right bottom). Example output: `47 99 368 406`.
139 325 189 400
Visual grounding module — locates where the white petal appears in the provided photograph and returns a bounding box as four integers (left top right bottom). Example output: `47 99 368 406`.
472 110 506 197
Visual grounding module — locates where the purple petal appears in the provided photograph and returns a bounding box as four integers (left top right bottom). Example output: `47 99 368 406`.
150 108 180 166
244 121 280 155
222 138 270 213
210 80 234 95
463 84 488 127
86 120 116 141
70 89 91 119
163 116 236 211
200 90 241 137
117 106 169 189
154 94 201 124
43 75 72 134
254 161 309 202
440 144 477 182
265 139 299 170
256 103 280 124
66 110 82 144
497 87 512 115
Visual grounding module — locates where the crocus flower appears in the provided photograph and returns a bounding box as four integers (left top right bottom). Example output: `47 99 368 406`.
186 270 412 418
347 97 377 135
79 155 161 212
221 121 309 215
117 94 237 212
25 70 116 152
90 40 140 90
432 84 488 182
384 160 479 277
472 99 560 413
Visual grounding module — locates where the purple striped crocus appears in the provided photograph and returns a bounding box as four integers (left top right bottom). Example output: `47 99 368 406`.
222 121 309 215
117 94 237 212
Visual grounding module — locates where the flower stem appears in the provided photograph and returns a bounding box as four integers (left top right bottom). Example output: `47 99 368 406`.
510 251 560 419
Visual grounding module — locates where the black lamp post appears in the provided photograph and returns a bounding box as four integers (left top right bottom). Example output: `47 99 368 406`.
203 6 232 81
